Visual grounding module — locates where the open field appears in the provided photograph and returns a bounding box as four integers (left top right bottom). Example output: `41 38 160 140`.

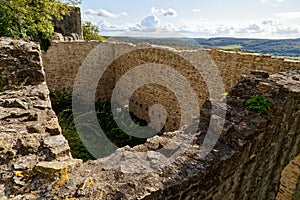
219 45 242 50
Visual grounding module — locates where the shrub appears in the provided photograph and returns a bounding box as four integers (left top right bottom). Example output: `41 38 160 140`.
49 88 72 114
49 89 151 161
82 21 106 41
244 95 272 114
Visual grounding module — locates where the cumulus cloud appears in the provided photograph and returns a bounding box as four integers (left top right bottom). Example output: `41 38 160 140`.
95 14 299 38
151 6 177 17
85 9 127 18
141 15 161 28
97 14 177 33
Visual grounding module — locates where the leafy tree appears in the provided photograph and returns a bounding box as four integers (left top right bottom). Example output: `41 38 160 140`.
65 0 82 5
0 0 70 49
82 21 105 41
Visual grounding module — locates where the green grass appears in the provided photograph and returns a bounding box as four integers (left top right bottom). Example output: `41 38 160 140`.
291 56 300 60
219 45 242 50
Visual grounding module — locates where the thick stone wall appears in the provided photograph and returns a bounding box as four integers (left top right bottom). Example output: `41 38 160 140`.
277 154 300 199
42 41 99 91
55 70 300 199
1 38 300 199
0 38 81 199
42 41 300 131
54 7 83 40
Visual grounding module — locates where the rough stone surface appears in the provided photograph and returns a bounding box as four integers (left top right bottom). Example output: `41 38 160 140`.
53 6 83 40
0 38 45 91
52 70 299 200
277 154 300 200
1 37 300 199
42 41 300 132
0 38 81 199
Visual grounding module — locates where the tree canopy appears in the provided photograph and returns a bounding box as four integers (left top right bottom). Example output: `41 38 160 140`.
0 0 70 49
64 0 82 5
82 21 105 41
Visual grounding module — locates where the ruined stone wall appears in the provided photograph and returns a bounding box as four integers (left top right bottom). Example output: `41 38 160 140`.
54 7 83 40
42 41 300 131
0 38 81 199
42 41 100 92
206 49 300 90
2 38 300 199
54 70 299 200
277 154 300 199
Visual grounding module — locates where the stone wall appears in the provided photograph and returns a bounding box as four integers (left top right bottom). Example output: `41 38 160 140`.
277 154 300 199
54 7 83 40
0 38 81 199
54 70 300 199
42 41 300 131
42 41 99 91
2 38 300 199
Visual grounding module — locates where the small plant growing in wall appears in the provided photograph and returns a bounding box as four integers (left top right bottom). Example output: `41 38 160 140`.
244 95 272 114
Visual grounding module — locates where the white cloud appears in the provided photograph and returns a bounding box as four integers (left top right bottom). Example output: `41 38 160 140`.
192 8 201 12
261 0 285 3
141 15 161 28
97 14 177 33
135 15 175 32
84 9 127 18
151 6 177 17
98 20 128 32
276 12 300 19
95 14 299 39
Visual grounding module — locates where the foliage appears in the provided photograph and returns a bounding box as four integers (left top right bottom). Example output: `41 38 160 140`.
59 112 95 161
82 21 106 41
244 95 272 114
50 89 149 161
49 88 72 114
95 102 147 147
0 0 70 50
64 0 82 5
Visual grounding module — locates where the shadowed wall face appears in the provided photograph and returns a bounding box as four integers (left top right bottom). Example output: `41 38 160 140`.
54 7 83 39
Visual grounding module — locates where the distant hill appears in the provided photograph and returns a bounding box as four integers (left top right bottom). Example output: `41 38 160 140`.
111 36 300 58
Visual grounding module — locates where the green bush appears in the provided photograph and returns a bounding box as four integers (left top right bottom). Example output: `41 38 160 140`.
244 95 272 114
82 21 106 41
50 89 150 161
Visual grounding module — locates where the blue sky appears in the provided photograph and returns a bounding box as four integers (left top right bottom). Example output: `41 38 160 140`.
78 0 300 38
